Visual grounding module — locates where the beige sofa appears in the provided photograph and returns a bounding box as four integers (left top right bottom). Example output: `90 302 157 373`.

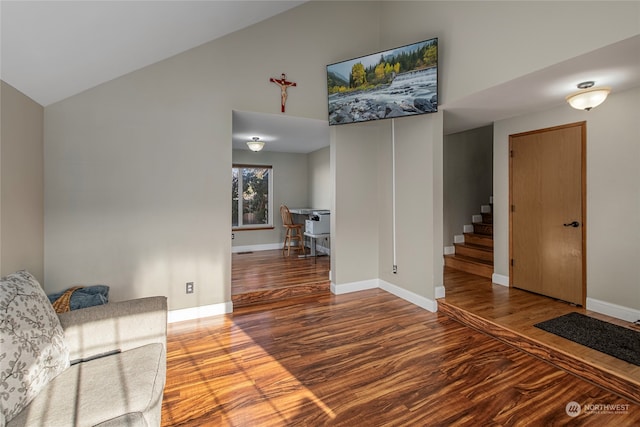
7 296 167 427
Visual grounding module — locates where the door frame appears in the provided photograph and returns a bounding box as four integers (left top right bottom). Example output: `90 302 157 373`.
508 121 587 306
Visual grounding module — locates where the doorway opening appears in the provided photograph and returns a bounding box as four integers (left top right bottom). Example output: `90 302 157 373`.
231 110 332 306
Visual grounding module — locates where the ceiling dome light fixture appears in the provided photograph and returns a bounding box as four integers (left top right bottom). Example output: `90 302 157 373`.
246 137 265 152
566 81 611 111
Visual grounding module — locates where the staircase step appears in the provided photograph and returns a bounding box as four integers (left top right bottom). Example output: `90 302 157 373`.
481 212 493 224
444 254 493 279
473 222 493 236
454 242 493 262
464 233 493 248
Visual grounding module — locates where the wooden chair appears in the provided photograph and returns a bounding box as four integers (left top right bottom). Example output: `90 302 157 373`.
280 205 305 256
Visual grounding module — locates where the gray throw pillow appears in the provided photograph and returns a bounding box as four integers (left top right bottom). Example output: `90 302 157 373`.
0 270 70 423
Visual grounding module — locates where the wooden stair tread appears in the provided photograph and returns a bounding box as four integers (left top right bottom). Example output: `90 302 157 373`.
447 199 495 278
445 254 493 266
472 222 493 235
444 254 493 279
465 232 492 237
454 242 493 252
454 243 494 262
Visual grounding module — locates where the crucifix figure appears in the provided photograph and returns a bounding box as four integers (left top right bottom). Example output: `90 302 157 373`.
270 73 297 113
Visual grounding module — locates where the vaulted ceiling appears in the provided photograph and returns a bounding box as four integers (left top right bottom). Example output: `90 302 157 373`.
2 1 638 143
1 1 306 106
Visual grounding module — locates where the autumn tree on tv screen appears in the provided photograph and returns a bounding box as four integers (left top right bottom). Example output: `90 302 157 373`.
327 38 438 126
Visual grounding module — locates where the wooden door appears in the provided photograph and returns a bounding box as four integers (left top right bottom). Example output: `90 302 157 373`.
509 122 586 306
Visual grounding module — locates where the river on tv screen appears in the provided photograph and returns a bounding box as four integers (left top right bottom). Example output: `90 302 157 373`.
327 38 438 125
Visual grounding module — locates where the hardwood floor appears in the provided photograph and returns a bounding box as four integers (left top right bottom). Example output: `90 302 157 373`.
231 249 330 307
163 275 640 425
439 268 640 407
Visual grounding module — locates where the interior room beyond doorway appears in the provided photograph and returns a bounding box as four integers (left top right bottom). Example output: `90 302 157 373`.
231 110 332 305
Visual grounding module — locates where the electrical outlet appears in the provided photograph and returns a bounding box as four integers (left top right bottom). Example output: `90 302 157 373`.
186 282 194 294
393 265 398 274
232 233 235 240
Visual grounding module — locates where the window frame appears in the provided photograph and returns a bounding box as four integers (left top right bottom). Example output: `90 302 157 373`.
232 164 274 231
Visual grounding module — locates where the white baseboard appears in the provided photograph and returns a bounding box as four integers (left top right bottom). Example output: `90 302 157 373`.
444 246 455 255
454 235 465 244
472 214 482 223
331 279 378 295
331 278 438 312
379 280 438 312
492 273 509 287
463 224 474 233
435 285 446 299
233 241 329 254
232 243 282 253
486 278 639 322
586 297 640 323
168 301 233 323
481 205 492 213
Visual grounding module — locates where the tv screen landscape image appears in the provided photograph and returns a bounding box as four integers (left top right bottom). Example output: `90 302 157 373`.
327 38 438 126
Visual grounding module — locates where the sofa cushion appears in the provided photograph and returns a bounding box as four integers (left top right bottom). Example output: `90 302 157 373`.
7 343 165 427
0 271 70 424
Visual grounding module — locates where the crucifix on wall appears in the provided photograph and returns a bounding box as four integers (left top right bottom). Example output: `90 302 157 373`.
270 73 297 113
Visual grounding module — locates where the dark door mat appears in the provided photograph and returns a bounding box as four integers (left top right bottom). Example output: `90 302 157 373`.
534 312 640 366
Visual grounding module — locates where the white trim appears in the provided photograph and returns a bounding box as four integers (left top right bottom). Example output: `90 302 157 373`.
472 214 482 223
463 224 474 233
586 297 640 323
435 285 446 299
232 243 282 253
391 119 397 269
444 246 455 255
330 279 378 295
492 273 510 287
481 205 492 213
454 235 465 244
379 280 438 312
168 301 233 323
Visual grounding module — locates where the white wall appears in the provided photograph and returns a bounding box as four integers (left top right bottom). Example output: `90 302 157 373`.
44 2 380 310
0 81 44 282
331 123 381 285
377 114 444 301
42 1 639 313
308 146 331 210
494 87 640 312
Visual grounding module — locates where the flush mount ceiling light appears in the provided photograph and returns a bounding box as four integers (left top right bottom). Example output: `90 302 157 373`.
566 81 611 111
246 137 265 152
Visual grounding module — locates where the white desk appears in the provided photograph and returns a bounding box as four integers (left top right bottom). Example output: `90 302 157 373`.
304 231 330 258
288 208 316 215
288 209 330 258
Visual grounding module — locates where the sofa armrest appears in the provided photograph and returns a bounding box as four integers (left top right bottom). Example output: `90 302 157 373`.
58 296 167 362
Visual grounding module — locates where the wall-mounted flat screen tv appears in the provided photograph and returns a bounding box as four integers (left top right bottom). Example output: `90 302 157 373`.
327 37 438 126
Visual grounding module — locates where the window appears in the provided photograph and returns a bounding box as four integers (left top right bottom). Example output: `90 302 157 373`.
232 164 273 229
